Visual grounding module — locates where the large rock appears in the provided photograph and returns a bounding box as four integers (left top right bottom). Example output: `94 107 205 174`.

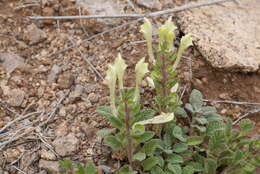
176 0 260 72
23 23 47 45
76 0 125 29
39 160 60 174
0 52 26 73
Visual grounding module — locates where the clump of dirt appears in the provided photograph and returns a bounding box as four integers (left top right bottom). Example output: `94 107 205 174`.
0 0 259 174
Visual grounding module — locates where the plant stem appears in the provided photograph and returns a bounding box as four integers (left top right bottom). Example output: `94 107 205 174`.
124 97 133 168
161 55 168 112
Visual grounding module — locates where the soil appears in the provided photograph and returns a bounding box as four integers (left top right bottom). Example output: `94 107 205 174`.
0 0 259 174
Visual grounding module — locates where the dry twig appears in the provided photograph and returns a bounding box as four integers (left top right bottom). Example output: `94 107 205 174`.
28 0 235 20
232 108 260 125
68 37 104 80
203 99 260 106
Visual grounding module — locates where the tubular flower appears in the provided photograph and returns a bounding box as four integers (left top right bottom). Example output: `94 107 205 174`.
114 53 127 90
158 17 177 51
105 64 117 116
140 18 155 63
134 57 149 102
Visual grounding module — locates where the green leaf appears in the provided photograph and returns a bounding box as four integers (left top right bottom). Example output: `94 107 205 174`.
205 158 217 174
187 136 204 146
239 119 254 134
182 165 194 174
206 120 224 136
133 152 146 161
85 162 98 174
189 89 203 111
134 109 156 122
96 128 116 138
132 124 145 136
206 113 223 122
117 165 137 174
96 106 114 118
191 124 206 132
133 131 155 143
209 129 226 151
172 126 186 142
200 106 217 116
75 163 87 174
109 116 124 129
166 154 184 164
243 163 255 172
104 136 122 150
194 117 208 125
151 166 166 174
175 107 188 117
187 162 203 172
225 119 232 138
173 143 188 153
167 164 182 174
144 139 160 156
185 103 194 113
142 157 159 171
59 159 73 170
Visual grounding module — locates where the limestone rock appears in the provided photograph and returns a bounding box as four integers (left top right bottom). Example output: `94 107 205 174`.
47 65 62 84
76 0 125 30
0 52 26 73
52 133 79 156
39 160 60 174
7 89 25 107
136 0 162 10
176 0 260 72
23 23 47 45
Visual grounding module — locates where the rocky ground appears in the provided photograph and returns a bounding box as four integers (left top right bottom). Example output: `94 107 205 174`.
0 0 259 174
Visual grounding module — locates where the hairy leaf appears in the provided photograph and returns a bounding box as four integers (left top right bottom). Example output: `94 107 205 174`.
144 139 160 156
187 136 204 146
142 157 159 171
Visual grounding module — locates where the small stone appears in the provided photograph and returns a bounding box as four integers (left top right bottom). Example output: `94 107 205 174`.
219 93 229 100
7 89 25 107
88 92 100 103
69 84 84 100
48 65 62 84
39 160 60 174
54 121 69 137
57 72 74 89
136 0 162 10
58 106 67 117
52 133 79 156
0 52 26 73
4 148 21 163
201 77 208 84
40 149 56 160
23 23 47 45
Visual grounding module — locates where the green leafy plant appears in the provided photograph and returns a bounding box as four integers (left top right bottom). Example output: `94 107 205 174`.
59 159 98 174
96 53 175 173
60 17 259 174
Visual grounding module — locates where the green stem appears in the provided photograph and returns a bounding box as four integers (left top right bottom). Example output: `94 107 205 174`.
124 96 133 168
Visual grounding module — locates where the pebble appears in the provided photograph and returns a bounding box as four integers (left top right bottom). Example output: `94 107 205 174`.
7 89 25 107
40 149 56 160
88 92 100 103
57 72 74 89
136 0 162 10
0 52 26 73
52 133 79 156
23 23 47 45
39 160 60 174
47 65 62 84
